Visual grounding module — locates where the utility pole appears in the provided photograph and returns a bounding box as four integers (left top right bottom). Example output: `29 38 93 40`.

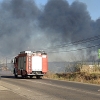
6 57 7 67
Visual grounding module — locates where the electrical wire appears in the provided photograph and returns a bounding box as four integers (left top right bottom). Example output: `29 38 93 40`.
41 34 100 50
47 43 100 53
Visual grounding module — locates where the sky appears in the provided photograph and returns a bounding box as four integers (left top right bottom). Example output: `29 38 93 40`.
34 0 100 21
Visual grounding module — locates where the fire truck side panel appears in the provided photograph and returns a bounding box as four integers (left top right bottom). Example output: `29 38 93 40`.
26 56 29 74
20 57 23 69
32 56 42 71
27 55 32 74
24 56 26 70
42 55 48 73
18 56 26 70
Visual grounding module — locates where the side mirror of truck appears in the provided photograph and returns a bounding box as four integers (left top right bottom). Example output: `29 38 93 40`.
11 59 14 64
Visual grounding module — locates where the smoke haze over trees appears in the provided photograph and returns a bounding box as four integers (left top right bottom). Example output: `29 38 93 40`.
0 0 100 62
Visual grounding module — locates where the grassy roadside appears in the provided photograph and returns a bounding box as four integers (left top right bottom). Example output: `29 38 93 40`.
44 62 100 85
44 71 100 85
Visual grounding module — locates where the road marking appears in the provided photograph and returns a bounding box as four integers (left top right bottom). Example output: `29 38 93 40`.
24 79 100 96
0 86 8 90
1 81 52 100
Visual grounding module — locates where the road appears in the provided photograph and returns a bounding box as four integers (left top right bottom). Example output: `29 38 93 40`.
0 71 100 100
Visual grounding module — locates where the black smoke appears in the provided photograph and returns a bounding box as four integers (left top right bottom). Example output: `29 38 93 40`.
0 0 100 62
0 0 40 56
39 0 94 42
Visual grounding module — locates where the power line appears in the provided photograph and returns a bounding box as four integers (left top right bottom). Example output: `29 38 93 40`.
42 34 100 50
54 35 100 47
47 43 100 53
49 36 100 49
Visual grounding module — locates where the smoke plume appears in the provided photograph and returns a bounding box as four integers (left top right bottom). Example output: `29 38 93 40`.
0 0 100 62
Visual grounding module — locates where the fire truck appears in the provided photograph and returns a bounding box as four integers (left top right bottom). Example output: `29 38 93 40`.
12 51 48 79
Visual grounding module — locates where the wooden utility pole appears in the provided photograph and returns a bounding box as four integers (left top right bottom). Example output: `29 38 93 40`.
6 57 7 67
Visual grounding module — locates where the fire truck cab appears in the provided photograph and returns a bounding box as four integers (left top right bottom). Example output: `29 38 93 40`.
13 51 48 79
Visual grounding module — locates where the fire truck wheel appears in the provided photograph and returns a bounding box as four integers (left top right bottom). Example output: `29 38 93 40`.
21 75 24 78
21 70 24 78
30 76 33 79
36 76 41 79
24 75 27 79
15 74 18 78
14 69 18 78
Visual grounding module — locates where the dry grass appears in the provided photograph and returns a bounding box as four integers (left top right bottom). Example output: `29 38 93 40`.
44 63 100 85
44 71 100 85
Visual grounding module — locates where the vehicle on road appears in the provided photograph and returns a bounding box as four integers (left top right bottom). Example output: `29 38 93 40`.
12 51 48 79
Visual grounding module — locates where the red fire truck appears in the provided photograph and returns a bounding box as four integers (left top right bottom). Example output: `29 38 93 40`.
12 51 48 79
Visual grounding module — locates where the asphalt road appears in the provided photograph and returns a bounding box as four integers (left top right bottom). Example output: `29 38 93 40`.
0 72 100 100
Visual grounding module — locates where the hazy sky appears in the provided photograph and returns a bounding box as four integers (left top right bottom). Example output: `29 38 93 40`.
34 0 100 21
